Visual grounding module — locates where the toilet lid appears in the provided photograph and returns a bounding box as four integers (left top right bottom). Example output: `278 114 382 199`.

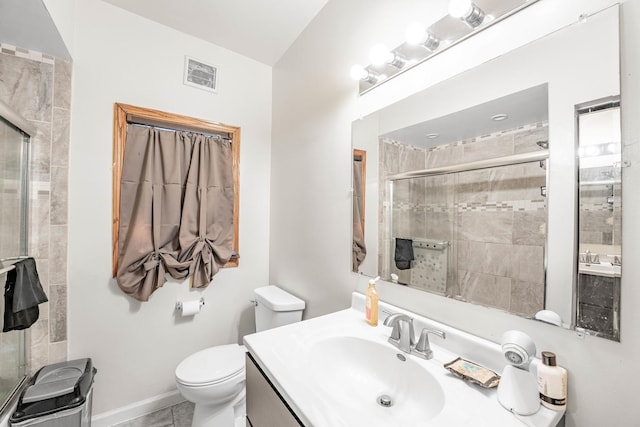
175 344 245 386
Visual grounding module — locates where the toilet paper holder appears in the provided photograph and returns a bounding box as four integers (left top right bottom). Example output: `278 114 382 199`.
175 297 205 311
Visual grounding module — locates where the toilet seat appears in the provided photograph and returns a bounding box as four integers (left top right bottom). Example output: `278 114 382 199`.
175 344 245 387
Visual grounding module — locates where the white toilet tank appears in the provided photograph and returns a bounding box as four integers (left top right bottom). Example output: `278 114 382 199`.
254 286 305 332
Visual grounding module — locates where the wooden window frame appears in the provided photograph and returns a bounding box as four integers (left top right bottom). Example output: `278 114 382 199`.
112 103 240 277
353 149 366 234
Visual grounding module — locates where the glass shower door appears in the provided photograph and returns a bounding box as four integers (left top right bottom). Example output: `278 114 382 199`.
0 116 29 412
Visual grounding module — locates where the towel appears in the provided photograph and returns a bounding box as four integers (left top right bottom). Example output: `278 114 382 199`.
394 238 414 270
3 258 48 332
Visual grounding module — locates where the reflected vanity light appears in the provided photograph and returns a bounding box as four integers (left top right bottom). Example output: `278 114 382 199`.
350 0 540 94
577 140 623 158
449 0 485 28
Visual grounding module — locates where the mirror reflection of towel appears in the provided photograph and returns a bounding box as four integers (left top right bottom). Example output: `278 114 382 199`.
3 258 48 332
394 238 414 270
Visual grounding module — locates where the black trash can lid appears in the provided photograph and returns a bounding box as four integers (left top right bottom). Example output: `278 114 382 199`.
11 358 96 424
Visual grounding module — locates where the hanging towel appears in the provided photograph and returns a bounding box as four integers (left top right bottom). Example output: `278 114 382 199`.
394 238 414 270
3 258 48 332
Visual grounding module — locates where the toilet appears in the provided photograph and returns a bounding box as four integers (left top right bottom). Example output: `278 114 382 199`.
175 286 305 427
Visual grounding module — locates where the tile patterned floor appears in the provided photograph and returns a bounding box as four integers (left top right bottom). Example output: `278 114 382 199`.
111 401 194 427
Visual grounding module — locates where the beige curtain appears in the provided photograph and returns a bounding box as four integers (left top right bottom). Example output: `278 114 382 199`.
117 124 234 301
352 157 366 271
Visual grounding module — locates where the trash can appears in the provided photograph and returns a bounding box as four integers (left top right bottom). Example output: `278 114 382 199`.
10 358 96 427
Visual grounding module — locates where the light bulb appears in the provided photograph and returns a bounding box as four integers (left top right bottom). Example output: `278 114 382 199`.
405 23 427 45
585 146 601 157
449 0 473 18
449 0 484 27
369 44 394 66
349 65 382 84
350 65 368 81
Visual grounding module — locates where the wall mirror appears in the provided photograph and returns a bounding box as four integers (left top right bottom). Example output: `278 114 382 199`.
351 5 621 339
576 100 622 340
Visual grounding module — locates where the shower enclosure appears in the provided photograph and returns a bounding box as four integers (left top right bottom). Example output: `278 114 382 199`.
0 102 31 415
379 120 550 318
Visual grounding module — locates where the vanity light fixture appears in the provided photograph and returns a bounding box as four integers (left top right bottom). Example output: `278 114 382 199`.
491 113 509 121
584 145 602 157
449 0 485 28
350 65 384 84
369 44 407 69
351 0 540 94
606 143 619 153
405 23 441 51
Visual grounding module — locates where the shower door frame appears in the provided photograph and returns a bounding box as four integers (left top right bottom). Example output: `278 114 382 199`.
0 101 34 418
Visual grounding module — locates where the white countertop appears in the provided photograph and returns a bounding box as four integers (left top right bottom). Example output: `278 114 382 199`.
244 300 564 427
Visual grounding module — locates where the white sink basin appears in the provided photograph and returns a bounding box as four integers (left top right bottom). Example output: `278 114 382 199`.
309 336 445 424
244 297 564 427
579 262 621 277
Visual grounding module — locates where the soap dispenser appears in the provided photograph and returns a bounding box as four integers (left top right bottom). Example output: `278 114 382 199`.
537 351 567 411
365 276 380 326
497 330 540 416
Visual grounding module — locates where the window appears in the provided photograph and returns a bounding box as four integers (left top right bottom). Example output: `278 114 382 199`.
112 103 240 300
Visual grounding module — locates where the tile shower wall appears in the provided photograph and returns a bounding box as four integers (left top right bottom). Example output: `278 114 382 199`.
579 165 622 246
380 122 548 317
0 43 71 371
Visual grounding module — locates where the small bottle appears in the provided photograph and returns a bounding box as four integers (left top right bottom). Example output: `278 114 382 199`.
537 351 568 411
365 276 380 326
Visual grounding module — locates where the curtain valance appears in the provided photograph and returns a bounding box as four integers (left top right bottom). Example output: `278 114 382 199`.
116 124 234 301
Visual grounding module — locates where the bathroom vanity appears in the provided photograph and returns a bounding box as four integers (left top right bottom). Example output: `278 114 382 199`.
245 354 301 426
244 293 564 427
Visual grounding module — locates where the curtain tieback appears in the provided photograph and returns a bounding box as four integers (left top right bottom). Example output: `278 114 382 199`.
128 252 161 272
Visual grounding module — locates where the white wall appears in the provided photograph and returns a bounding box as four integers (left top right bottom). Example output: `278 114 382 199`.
63 0 272 415
271 1 640 426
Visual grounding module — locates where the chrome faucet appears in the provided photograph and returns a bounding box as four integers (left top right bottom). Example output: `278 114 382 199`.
584 250 600 264
383 313 446 359
383 313 415 353
413 328 446 360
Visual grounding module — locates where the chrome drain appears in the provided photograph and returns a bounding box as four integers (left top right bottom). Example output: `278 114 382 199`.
377 394 393 407
396 353 406 362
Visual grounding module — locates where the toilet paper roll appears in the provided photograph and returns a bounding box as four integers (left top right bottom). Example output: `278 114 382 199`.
179 300 201 316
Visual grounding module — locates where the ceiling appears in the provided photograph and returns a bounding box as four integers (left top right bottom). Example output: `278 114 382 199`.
0 0 71 60
382 84 549 149
102 0 329 66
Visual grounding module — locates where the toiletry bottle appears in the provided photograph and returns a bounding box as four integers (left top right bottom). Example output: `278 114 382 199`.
365 276 380 326
537 351 568 411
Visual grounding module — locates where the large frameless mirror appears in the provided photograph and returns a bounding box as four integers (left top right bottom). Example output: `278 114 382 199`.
351 6 621 339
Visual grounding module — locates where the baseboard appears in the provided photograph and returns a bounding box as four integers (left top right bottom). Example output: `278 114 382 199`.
91 390 185 427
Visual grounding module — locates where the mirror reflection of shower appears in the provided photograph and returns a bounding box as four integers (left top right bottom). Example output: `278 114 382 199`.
379 85 550 318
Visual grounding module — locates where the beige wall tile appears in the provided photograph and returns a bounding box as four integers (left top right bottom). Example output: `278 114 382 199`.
50 166 68 225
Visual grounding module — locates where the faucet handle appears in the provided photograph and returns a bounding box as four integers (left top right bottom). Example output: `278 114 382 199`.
413 328 446 360
383 313 413 335
383 313 415 351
